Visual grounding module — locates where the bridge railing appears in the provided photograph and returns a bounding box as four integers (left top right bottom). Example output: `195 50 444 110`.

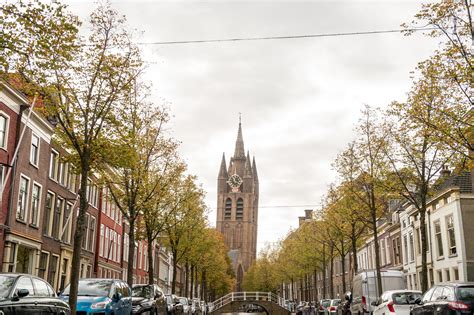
210 291 288 311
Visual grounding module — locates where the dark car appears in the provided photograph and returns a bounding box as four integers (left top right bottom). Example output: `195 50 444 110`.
132 284 167 314
0 273 70 315
165 294 184 315
411 282 474 314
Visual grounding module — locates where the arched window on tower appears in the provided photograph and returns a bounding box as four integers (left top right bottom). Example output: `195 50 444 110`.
236 198 244 220
224 198 232 220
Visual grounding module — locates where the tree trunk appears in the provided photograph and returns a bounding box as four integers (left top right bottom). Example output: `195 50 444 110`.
69 162 90 315
185 262 189 297
341 253 346 293
313 269 318 303
372 208 383 297
351 225 359 274
329 243 334 298
420 195 428 292
322 245 327 299
127 217 136 287
171 249 178 294
190 264 195 298
291 278 295 301
147 233 154 285
202 270 207 302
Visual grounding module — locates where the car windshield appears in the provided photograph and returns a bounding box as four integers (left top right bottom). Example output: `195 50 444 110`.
132 285 152 297
392 292 422 304
0 276 16 299
321 300 331 307
457 287 474 301
62 279 112 297
179 298 187 304
332 299 341 306
166 295 173 303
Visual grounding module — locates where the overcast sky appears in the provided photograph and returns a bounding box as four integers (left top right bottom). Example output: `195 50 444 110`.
66 0 440 254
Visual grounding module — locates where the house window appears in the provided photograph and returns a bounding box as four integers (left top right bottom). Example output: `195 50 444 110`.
99 225 104 257
416 228 421 255
446 215 456 255
454 268 459 281
17 176 29 221
409 231 415 262
445 269 451 282
42 192 54 236
403 234 408 264
59 162 67 186
380 239 386 266
236 198 244 220
429 268 434 286
60 258 68 291
88 216 96 252
224 198 232 220
49 151 59 180
15 244 34 274
30 134 40 166
0 114 8 149
38 252 49 280
61 203 72 244
52 197 63 239
48 255 59 289
437 270 443 283
124 233 129 263
392 237 401 265
30 183 41 226
434 220 444 258
82 214 90 250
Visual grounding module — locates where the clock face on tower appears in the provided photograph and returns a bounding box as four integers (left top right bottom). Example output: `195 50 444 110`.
227 174 243 190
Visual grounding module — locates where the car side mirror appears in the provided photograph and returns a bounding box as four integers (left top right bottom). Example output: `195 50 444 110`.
371 301 378 306
414 297 422 305
17 289 29 298
155 292 162 298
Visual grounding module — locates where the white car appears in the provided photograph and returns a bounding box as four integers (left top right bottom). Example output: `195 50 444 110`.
373 290 422 315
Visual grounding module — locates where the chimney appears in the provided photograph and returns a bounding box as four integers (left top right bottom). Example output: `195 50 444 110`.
440 164 451 178
298 217 305 227
304 209 313 220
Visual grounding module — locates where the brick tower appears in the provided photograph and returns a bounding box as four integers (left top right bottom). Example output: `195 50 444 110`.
216 121 259 290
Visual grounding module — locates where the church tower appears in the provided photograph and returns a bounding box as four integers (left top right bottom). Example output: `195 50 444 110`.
216 121 259 290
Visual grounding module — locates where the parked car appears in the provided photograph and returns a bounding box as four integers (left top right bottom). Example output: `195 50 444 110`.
165 294 183 315
318 299 331 314
372 290 421 315
0 273 70 315
325 299 341 314
178 297 191 314
351 269 405 315
337 292 351 315
411 282 474 314
296 301 307 315
191 298 201 314
132 284 167 314
60 278 132 315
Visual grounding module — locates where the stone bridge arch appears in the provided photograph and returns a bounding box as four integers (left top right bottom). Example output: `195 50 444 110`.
209 292 290 315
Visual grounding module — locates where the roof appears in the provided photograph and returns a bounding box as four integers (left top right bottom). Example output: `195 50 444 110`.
435 171 472 194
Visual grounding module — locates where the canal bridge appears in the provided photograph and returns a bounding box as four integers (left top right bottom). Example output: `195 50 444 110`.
209 292 290 314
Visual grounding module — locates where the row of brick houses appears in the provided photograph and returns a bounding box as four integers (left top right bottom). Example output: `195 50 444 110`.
285 166 474 302
0 80 185 293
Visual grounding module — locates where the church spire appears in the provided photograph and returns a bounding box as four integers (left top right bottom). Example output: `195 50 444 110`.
233 120 245 159
252 156 259 182
244 151 253 177
218 153 228 178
